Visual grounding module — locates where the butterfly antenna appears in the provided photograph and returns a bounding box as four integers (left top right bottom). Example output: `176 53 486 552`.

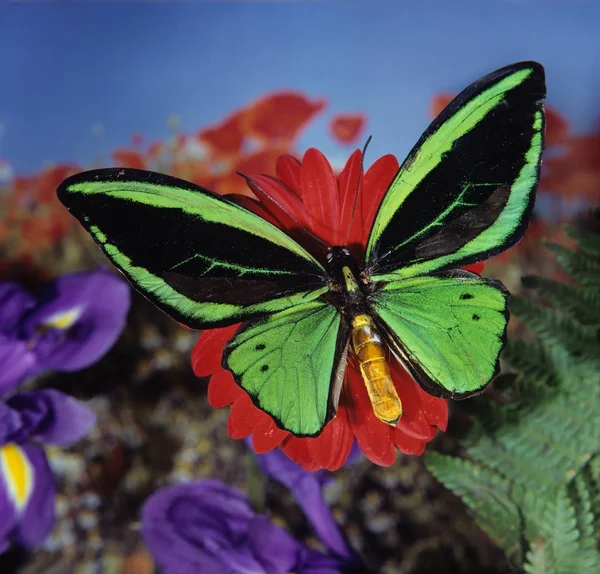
342 136 372 246
236 172 329 249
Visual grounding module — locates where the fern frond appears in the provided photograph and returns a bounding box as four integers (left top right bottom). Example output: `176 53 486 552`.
424 453 524 562
509 295 598 357
546 242 600 288
564 224 600 258
426 211 600 573
521 275 600 325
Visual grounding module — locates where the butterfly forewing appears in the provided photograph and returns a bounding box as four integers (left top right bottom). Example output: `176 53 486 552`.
58 169 328 329
366 61 545 280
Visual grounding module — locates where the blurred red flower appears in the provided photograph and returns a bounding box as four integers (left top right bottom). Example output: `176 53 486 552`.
329 113 366 145
541 133 600 204
198 111 246 158
245 92 326 142
192 149 484 471
112 149 147 171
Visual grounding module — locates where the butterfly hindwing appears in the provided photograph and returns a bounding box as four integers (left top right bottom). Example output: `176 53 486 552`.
223 300 348 437
58 168 328 329
371 274 508 398
366 61 545 280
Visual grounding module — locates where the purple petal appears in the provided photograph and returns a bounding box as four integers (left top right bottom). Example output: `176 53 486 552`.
254 448 354 560
14 444 55 548
0 337 36 396
247 515 303 572
142 480 260 574
21 268 130 372
0 443 55 550
7 390 96 447
0 456 19 553
0 403 23 444
0 283 35 335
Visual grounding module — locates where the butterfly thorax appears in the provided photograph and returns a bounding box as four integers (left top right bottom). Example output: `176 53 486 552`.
326 247 402 426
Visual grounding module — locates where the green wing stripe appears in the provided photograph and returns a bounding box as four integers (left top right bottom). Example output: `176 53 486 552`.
371 274 508 397
65 171 321 266
223 300 345 437
100 238 329 326
58 169 327 329
366 62 545 278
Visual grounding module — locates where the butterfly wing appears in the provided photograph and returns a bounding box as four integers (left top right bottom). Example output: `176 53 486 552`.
223 300 348 436
371 273 508 398
58 168 328 329
365 61 546 280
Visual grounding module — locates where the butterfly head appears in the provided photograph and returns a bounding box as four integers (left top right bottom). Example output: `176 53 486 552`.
326 246 352 264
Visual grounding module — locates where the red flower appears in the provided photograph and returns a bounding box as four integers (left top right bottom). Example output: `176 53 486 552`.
329 113 366 145
192 149 484 471
245 92 326 143
112 149 147 171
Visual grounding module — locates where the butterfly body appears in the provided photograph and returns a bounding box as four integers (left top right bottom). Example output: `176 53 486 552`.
57 61 546 438
325 246 403 426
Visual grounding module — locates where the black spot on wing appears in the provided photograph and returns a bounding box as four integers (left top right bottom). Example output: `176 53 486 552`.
255 343 266 351
460 293 474 300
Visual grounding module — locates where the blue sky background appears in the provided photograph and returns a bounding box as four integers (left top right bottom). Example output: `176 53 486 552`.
1 0 599 175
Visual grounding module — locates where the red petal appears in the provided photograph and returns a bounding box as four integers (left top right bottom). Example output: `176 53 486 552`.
391 428 427 455
376 440 397 466
207 370 241 408
545 106 568 147
214 171 257 199
429 94 454 119
337 150 363 250
227 394 263 439
462 262 485 274
344 363 394 466
112 149 147 170
389 358 423 419
247 92 326 142
191 325 239 377
276 155 303 197
300 149 341 245
305 409 353 471
228 195 280 226
251 414 289 453
244 174 309 231
355 154 399 247
281 437 321 471
413 385 449 431
396 415 436 440
390 362 441 440
329 113 366 145
198 111 245 156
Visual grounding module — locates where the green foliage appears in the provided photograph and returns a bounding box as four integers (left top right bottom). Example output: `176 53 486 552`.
425 210 600 573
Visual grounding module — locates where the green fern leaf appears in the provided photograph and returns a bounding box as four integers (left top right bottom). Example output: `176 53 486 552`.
424 453 525 562
564 224 600 258
546 242 600 288
521 275 600 325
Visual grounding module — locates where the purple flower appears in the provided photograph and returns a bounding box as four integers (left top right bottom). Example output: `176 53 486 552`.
0 444 54 553
0 269 130 392
142 480 356 574
0 338 36 396
252 445 356 561
0 390 95 551
0 268 129 552
16 268 130 373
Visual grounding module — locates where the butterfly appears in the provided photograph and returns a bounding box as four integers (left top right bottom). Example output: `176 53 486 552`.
57 61 546 438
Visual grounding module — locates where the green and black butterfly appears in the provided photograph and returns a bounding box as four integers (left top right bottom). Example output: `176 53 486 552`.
58 61 546 437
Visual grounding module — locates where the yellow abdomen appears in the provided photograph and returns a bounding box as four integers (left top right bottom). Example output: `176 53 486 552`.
351 314 402 426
